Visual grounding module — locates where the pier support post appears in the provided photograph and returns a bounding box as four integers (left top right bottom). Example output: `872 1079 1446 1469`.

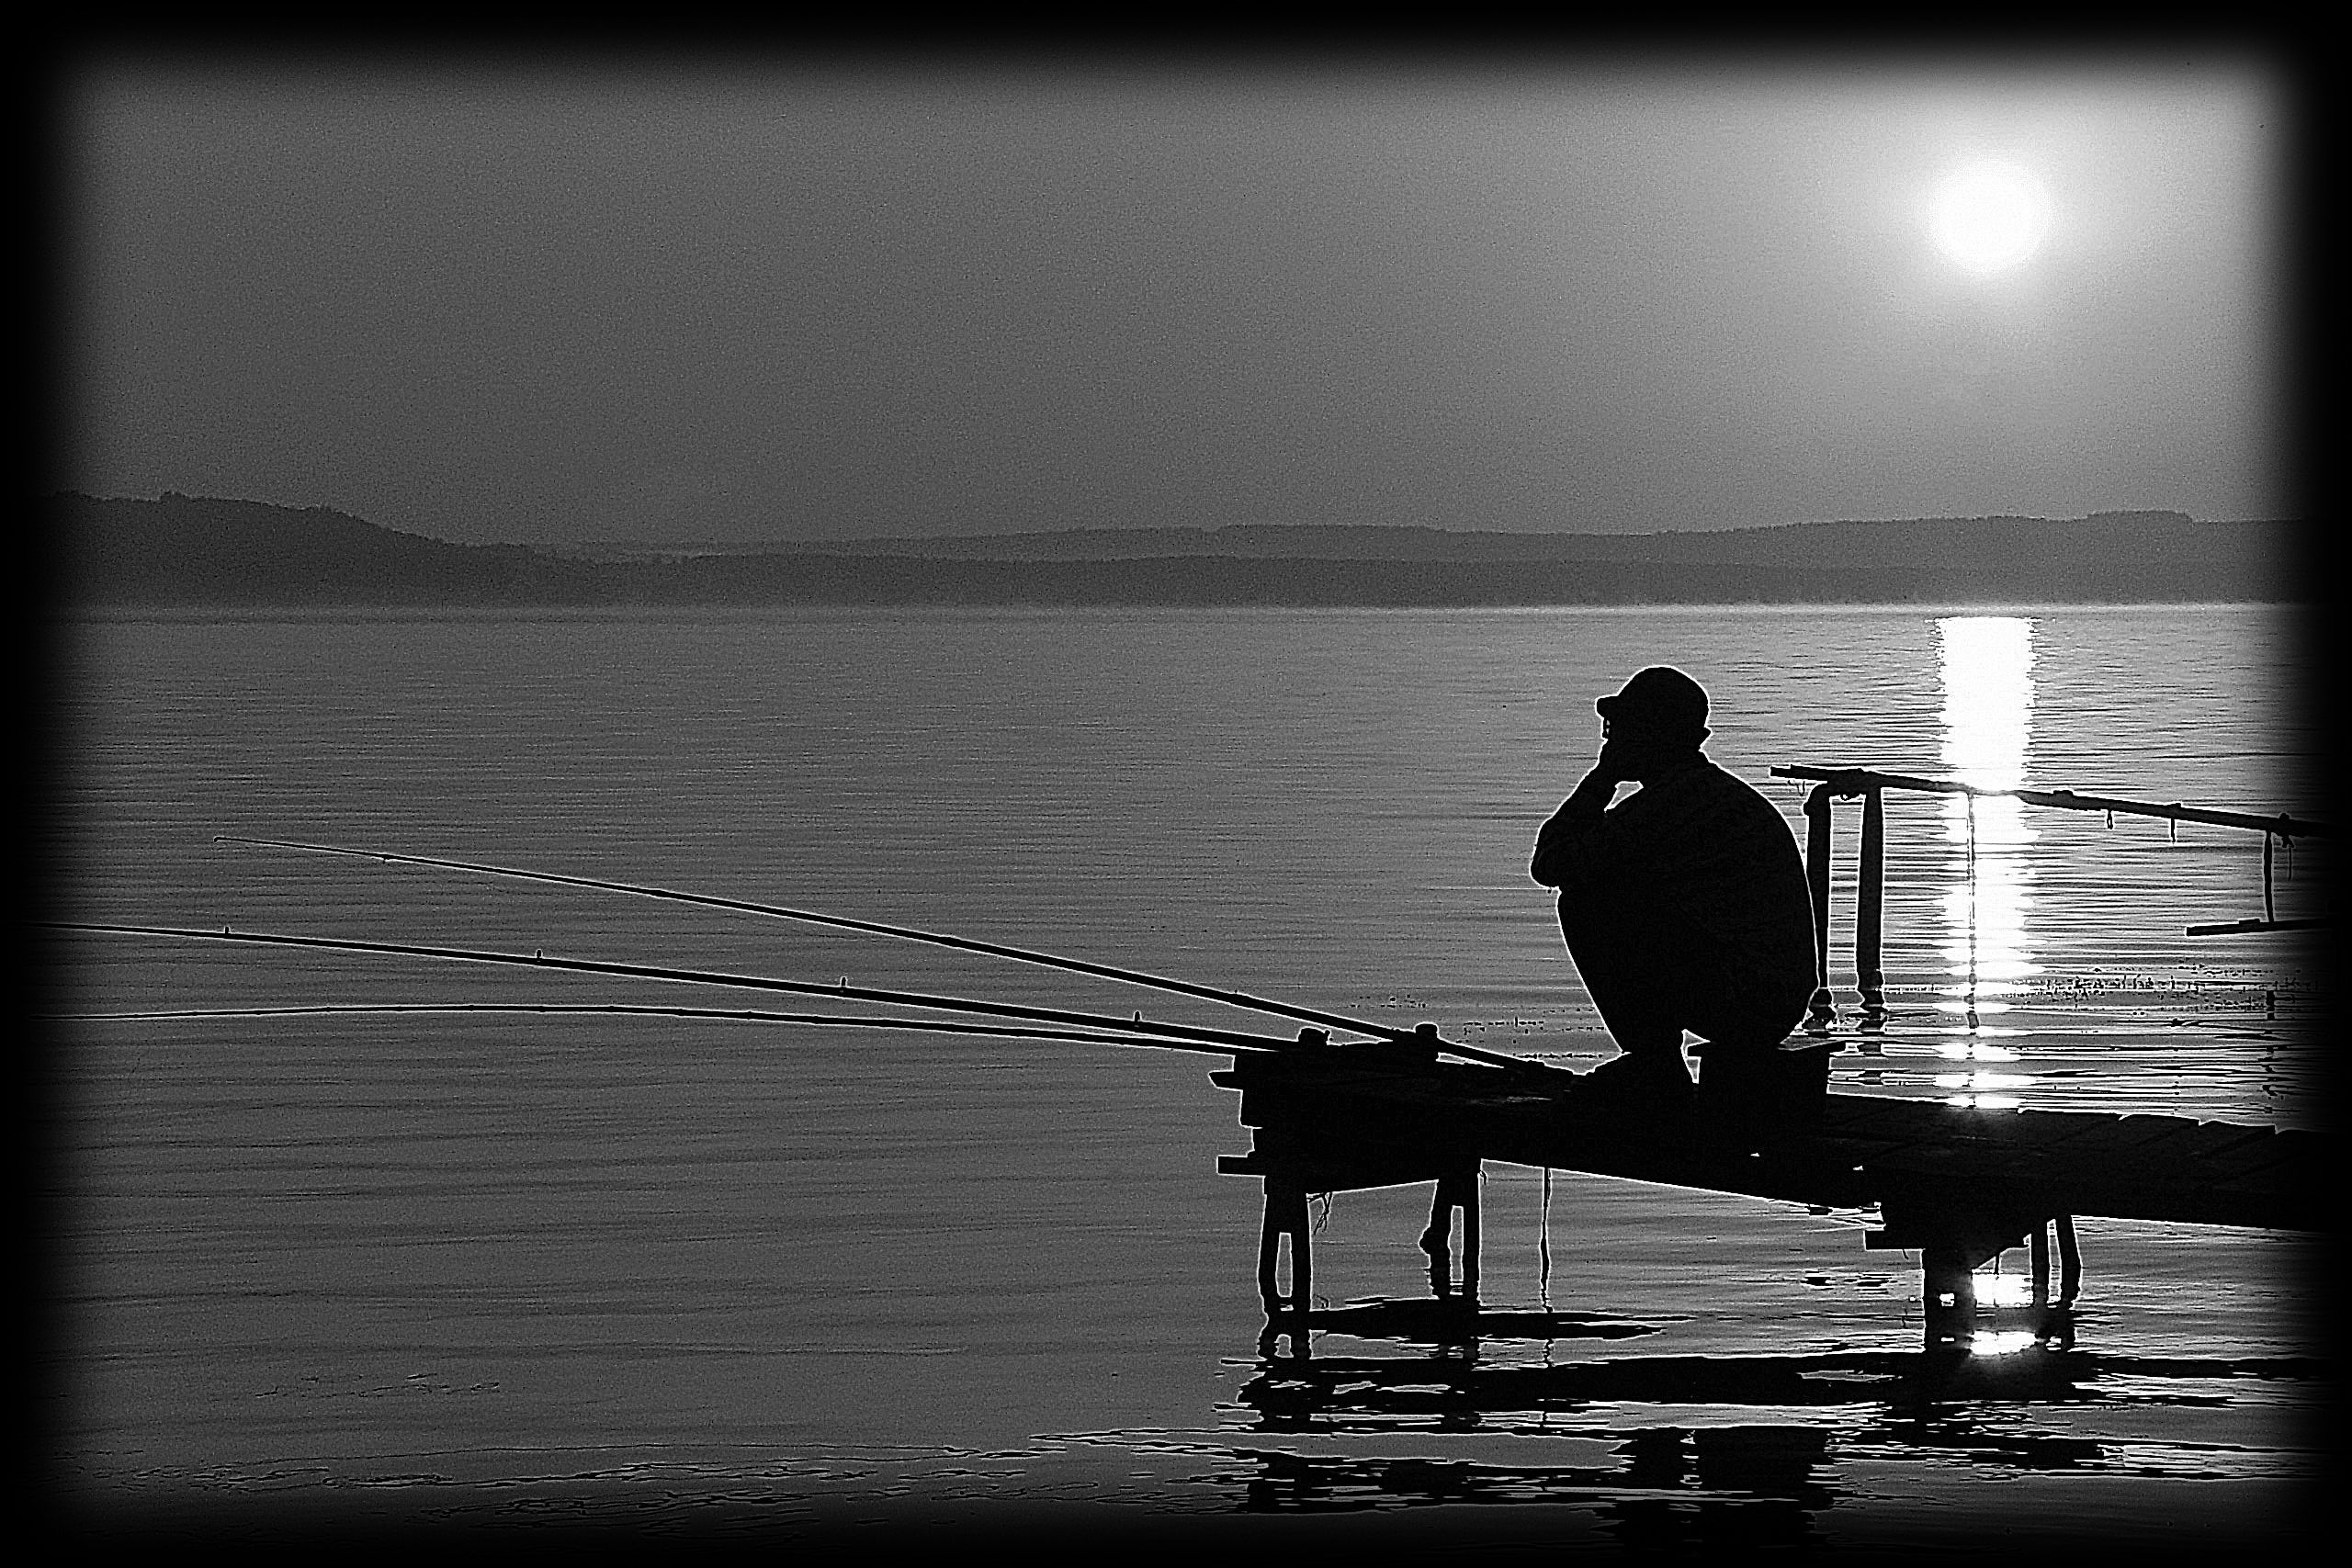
1858 785 1887 1024
1419 1166 1482 1303
1874 1219 2080 1351
1256 1179 1313 1321
1804 784 1838 1029
1804 777 1888 1029
2022 1216 2081 1304
2023 1216 2081 1348
1871 1187 2057 1352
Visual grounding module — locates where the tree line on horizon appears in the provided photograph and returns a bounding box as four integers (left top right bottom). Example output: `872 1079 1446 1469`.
48 491 2301 607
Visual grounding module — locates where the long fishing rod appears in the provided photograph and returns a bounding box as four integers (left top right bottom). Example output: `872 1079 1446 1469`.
215 835 1530 1070
50 1001 1239 1053
52 921 1329 1057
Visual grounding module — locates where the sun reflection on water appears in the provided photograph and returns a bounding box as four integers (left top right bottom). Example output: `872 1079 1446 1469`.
1975 1273 2036 1308
1933 1071 2033 1090
1938 617 2040 1031
1934 1042 2018 1061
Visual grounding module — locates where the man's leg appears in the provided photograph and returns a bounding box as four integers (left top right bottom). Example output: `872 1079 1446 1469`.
1555 892 1689 1067
1686 964 1815 1052
1686 967 1826 1134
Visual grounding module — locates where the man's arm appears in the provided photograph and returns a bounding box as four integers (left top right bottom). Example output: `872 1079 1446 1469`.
1530 752 1628 887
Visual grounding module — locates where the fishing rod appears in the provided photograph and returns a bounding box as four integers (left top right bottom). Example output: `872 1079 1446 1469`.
50 1001 1236 1053
52 921 1340 1058
215 835 1533 1071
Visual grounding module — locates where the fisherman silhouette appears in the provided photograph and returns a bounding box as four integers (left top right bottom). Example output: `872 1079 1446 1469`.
1531 667 1816 1104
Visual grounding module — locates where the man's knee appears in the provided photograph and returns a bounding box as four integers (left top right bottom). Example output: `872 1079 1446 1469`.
1688 978 1813 1050
1557 899 1679 983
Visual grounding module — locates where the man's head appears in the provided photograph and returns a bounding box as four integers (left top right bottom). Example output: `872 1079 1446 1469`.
1597 666 1710 777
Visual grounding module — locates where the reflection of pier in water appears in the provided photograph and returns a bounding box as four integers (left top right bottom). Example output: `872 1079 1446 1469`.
1224 1419 1838 1549
1238 1338 2316 1433
1222 1329 2318 1540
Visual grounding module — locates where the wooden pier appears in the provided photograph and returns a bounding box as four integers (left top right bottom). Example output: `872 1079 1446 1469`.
1213 1036 2322 1349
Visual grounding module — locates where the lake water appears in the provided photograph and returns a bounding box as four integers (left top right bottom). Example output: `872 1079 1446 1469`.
49 604 2328 1550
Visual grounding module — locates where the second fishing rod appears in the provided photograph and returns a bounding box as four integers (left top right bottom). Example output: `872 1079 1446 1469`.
218 835 1537 1071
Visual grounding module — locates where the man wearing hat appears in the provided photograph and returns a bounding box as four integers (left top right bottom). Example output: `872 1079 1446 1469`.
1531 667 1815 1103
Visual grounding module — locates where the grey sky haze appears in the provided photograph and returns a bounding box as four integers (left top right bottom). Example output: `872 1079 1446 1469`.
63 52 2290 546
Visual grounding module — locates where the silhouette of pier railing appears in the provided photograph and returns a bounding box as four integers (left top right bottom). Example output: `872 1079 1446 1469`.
1771 764 2331 840
1772 765 2332 1030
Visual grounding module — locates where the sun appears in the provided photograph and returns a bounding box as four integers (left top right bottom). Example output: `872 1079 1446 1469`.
1926 161 2053 277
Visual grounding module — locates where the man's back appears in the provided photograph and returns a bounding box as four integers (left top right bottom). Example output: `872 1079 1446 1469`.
1533 758 1814 991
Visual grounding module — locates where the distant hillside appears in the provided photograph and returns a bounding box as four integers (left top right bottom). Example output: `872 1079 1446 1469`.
739 510 2285 572
55 492 608 605
51 493 2302 607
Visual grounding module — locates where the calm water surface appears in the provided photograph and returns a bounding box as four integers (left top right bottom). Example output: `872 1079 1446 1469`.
52 605 2327 1548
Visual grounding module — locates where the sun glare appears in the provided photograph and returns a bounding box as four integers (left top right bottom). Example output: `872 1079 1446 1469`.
1927 161 2053 277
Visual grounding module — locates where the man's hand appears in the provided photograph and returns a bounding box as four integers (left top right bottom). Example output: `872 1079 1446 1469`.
1559 759 1622 819
1534 762 1619 886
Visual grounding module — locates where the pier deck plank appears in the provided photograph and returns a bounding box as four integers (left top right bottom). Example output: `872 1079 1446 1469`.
1212 1050 2322 1236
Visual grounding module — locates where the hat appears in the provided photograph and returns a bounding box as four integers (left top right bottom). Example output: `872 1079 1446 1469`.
1596 666 1710 739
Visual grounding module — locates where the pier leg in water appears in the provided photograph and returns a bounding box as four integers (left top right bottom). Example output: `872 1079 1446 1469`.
2054 1214 2081 1303
2028 1217 2082 1348
2024 1216 2086 1304
2046 1216 2081 1348
1418 1165 1483 1303
1256 1179 1313 1324
1804 783 1838 1030
1857 785 1888 1029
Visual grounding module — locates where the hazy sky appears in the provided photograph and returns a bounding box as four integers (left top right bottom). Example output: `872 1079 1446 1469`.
62 51 2290 545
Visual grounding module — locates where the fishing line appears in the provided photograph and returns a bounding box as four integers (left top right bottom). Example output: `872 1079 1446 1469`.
51 921 1302 1056
47 1001 1219 1051
217 835 1532 1068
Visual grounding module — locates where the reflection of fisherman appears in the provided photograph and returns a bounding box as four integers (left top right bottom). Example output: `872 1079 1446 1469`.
1531 667 1815 1101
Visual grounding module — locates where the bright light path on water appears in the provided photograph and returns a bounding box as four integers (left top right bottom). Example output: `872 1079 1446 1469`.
1976 1272 2037 1309
1938 616 2039 1055
1934 1072 2034 1091
1966 1274 2043 1359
